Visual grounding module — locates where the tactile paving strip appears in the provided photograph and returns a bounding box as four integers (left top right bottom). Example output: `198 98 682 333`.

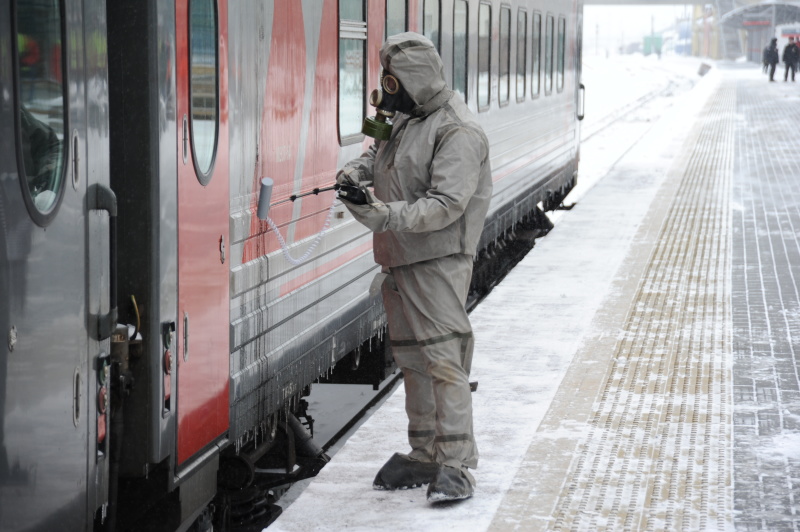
548 85 735 531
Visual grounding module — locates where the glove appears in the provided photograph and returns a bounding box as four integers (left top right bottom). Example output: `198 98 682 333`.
337 184 369 205
341 187 391 233
336 167 363 186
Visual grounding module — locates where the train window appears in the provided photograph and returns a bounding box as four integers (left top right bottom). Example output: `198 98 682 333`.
516 9 527 102
386 0 406 38
189 0 219 183
423 0 441 52
340 0 363 22
13 0 67 223
453 0 468 101
477 3 490 110
557 16 566 92
545 14 554 95
531 12 541 98
498 6 510 105
339 0 367 143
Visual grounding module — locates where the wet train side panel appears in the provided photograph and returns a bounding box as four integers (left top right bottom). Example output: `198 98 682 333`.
0 0 111 529
227 0 387 445
226 0 583 447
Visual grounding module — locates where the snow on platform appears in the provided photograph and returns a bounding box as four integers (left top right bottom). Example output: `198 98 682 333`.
267 59 794 531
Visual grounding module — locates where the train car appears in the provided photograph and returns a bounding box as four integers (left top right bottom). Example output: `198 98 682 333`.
0 0 583 531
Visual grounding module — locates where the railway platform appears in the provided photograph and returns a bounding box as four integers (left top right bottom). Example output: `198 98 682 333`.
268 63 800 531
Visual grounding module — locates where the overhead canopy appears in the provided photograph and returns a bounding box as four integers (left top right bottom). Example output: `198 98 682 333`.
719 1 800 28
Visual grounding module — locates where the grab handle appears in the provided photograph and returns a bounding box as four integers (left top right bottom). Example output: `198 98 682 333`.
89 184 118 341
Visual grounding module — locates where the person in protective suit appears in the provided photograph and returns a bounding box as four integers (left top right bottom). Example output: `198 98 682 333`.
336 32 492 503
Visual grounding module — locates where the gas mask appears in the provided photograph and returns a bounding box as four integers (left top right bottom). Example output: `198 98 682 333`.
362 71 415 140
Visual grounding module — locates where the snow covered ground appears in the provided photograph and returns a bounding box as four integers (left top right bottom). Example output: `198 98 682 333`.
268 54 716 531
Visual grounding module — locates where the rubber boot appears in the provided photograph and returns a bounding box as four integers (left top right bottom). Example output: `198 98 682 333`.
373 453 439 490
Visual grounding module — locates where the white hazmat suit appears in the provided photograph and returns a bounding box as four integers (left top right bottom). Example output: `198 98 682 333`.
338 33 492 501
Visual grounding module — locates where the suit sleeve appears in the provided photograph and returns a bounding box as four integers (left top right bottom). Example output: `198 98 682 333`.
337 142 378 186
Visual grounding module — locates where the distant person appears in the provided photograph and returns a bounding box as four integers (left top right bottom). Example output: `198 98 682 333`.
766 38 780 82
762 44 770 73
782 37 799 81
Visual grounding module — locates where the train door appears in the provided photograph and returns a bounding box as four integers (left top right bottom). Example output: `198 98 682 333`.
174 0 230 467
1 0 111 530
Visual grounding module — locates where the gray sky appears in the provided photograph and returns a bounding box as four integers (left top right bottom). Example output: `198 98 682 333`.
584 5 692 55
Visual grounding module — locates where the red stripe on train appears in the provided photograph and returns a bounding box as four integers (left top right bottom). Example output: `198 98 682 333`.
242 0 307 264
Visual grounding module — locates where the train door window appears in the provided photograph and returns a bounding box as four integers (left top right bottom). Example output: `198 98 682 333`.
189 0 219 183
498 6 510 105
13 0 67 224
531 12 541 98
386 0 406 38
516 9 527 102
557 16 566 92
339 0 366 143
423 0 440 52
477 2 490 110
544 14 554 95
453 0 468 101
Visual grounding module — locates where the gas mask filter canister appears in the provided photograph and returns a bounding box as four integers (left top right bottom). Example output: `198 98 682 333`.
362 72 410 140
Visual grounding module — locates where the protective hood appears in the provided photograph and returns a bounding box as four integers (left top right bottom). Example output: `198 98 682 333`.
379 32 450 116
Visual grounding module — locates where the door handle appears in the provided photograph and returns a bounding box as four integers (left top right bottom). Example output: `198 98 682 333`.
88 184 118 341
577 83 585 121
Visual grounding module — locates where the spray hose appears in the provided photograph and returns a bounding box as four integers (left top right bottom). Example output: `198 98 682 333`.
264 185 340 266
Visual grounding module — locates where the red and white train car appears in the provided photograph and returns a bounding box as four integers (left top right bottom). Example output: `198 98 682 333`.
0 0 582 530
